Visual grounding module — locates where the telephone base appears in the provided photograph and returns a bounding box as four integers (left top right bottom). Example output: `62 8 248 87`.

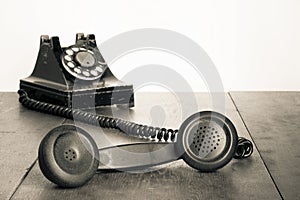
20 77 134 108
19 33 135 109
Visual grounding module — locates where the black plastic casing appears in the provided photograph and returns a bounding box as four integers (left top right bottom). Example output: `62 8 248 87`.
19 34 134 108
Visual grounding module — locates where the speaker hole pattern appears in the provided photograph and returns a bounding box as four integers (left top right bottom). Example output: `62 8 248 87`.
192 125 221 156
64 149 77 162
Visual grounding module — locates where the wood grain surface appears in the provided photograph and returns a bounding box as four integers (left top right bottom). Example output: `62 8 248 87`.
0 93 64 199
0 92 285 199
230 92 300 200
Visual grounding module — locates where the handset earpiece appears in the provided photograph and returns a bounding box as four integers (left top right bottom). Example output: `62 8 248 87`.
38 125 99 188
175 111 238 172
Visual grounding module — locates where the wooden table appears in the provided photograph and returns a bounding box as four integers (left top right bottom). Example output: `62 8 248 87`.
0 92 299 200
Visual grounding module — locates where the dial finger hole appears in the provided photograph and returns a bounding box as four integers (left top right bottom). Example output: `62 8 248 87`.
98 61 106 65
72 47 79 52
64 55 72 62
66 49 74 55
67 62 75 68
74 68 81 74
90 70 99 76
82 71 90 77
95 66 104 73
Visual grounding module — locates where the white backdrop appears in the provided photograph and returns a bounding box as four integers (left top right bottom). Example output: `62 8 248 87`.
0 0 299 91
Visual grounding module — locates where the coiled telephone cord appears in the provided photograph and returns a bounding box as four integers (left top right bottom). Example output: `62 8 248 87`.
18 89 252 159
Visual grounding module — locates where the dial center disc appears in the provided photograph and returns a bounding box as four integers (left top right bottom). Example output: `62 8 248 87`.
75 51 95 67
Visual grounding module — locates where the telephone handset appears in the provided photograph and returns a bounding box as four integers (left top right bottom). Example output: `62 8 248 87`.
18 34 253 188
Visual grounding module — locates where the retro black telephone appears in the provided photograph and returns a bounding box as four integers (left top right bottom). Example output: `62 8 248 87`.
20 33 134 108
18 34 253 188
